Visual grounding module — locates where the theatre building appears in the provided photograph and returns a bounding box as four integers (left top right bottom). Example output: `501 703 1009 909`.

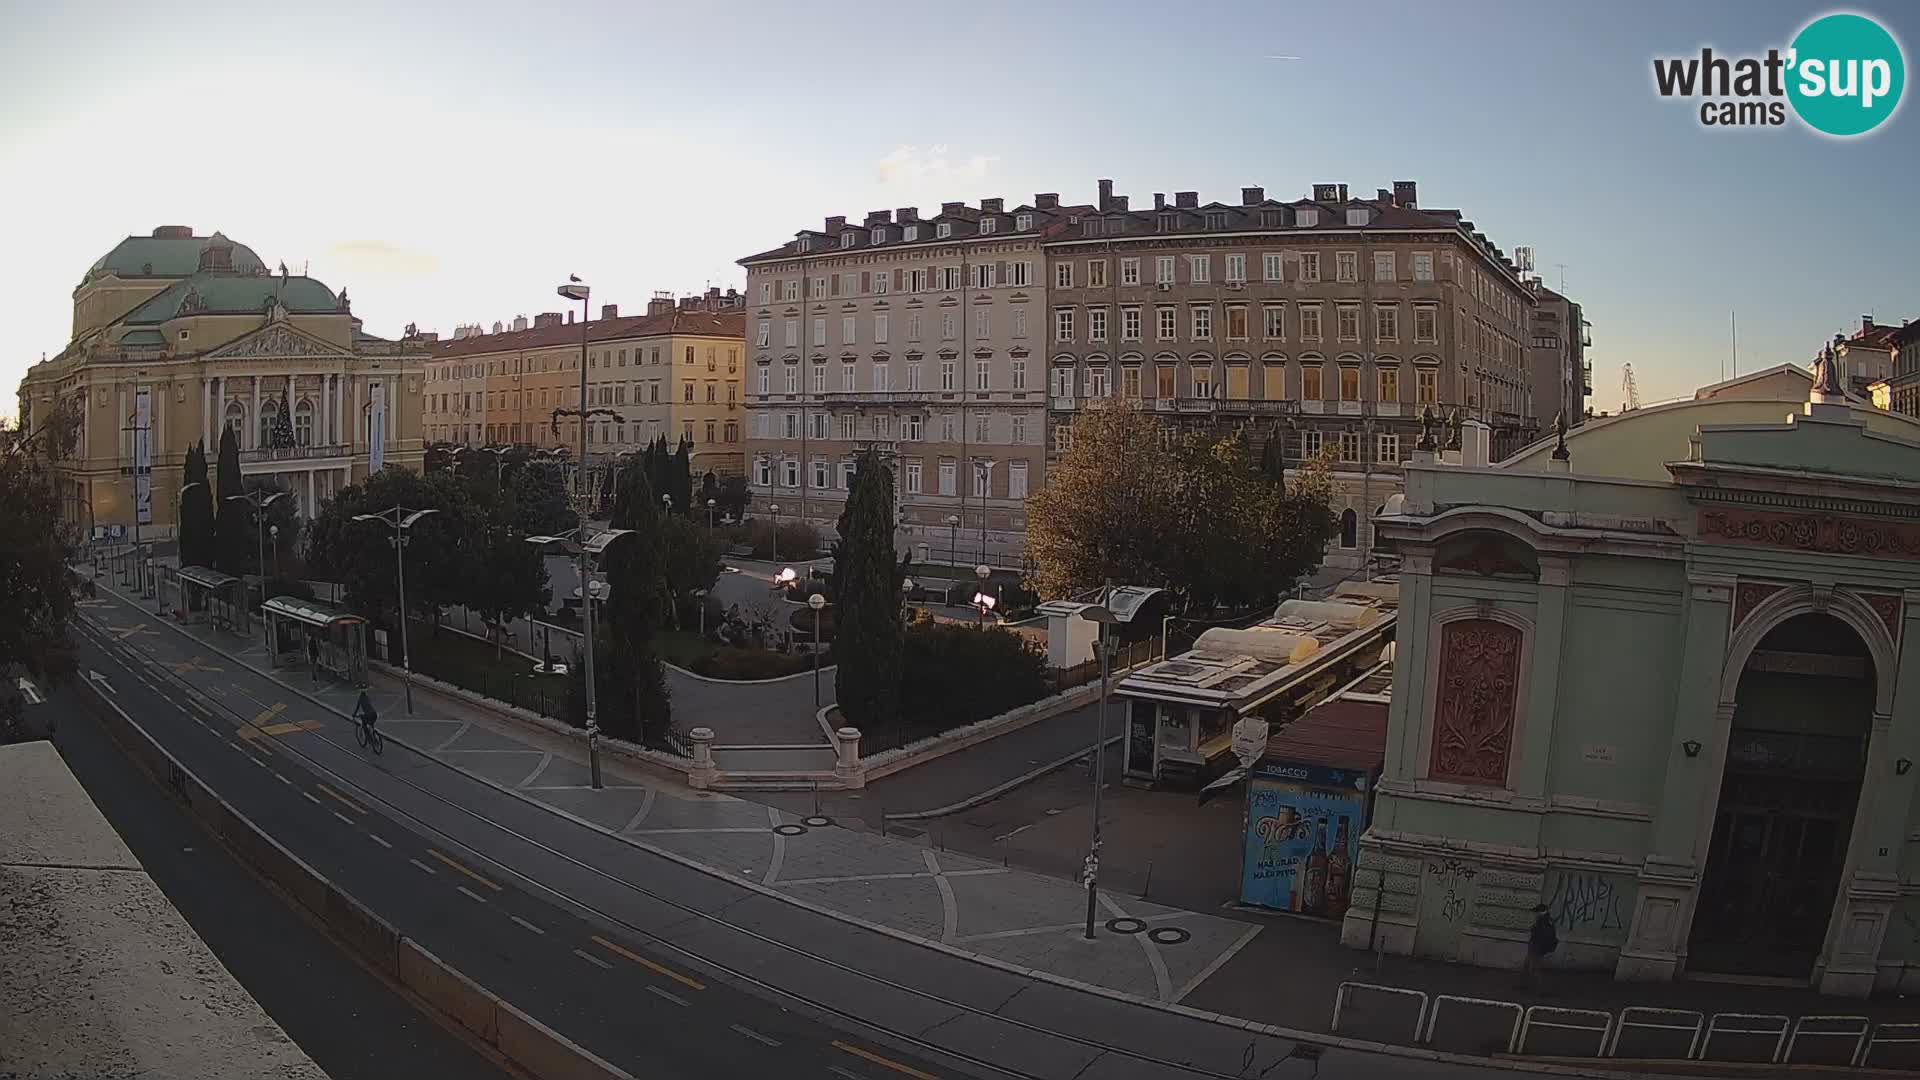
1344 355 1920 996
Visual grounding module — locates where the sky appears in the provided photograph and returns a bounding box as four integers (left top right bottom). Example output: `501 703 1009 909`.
3 0 1916 419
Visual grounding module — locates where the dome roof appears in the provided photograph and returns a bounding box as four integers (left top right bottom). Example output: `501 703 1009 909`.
123 273 338 325
85 228 266 281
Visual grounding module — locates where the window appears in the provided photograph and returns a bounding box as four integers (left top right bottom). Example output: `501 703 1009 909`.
1055 308 1075 342
980 217 997 235
1121 306 1142 341
1414 306 1438 343
1158 212 1177 232
1417 368 1437 404
875 271 891 295
1413 253 1434 281
1009 261 1031 287
875 314 890 343
941 265 961 290
810 365 825 393
841 316 856 345
782 280 800 301
1373 251 1395 282
1260 209 1281 228
1052 366 1075 398
841 272 858 295
1010 413 1026 444
783 364 799 394
941 413 956 441
1298 208 1320 228
1157 306 1177 340
1378 432 1401 463
1188 255 1211 283
1015 213 1033 231
874 413 891 439
937 222 952 238
1011 359 1027 390
1303 429 1322 457
1156 256 1175 284
1339 430 1361 462
1337 305 1360 341
758 366 771 394
1192 365 1214 399
1121 365 1142 398
1053 420 1073 453
841 231 855 249
293 400 313 446
939 460 956 495
1226 305 1249 341
1011 307 1027 338
907 268 927 292
903 414 921 440
1302 365 1323 400
756 320 771 348
1008 461 1028 498
1376 305 1400 342
784 319 799 347
1336 252 1358 283
812 459 829 489
1378 367 1399 402
1191 306 1212 340
1263 304 1285 340
1299 252 1321 282
973 461 991 498
905 224 919 242
837 460 854 489
686 380 698 402
1263 252 1283 281
1225 254 1246 283
759 282 773 305
839 414 854 441
841 363 856 391
907 361 922 390
874 363 891 391
782 459 799 487
905 460 923 493
1055 262 1074 289
1204 211 1227 230
973 263 996 289
908 314 923 341
941 312 956 340
1088 365 1110 397
974 307 990 339
756 457 772 485
1089 307 1108 342
975 360 991 390
1087 259 1107 288
1155 365 1175 399
812 412 830 439
1120 258 1140 286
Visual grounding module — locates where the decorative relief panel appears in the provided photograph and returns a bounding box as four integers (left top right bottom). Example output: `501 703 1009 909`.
1429 619 1523 786
1732 580 1786 631
1700 508 1920 561
1859 591 1903 642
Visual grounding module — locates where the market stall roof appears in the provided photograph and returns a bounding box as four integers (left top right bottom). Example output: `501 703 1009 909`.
262 596 366 629
177 566 240 590
1260 660 1393 773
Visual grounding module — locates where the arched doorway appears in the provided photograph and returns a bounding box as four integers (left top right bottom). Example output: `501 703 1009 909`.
1690 612 1874 978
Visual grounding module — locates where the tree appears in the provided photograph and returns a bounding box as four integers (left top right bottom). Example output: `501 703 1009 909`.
506 459 574 537
668 435 694 515
213 426 250 575
831 449 906 731
470 522 550 657
714 474 751 522
271 390 296 449
0 411 80 732
303 467 477 654
657 515 722 629
1024 401 1178 599
594 461 671 740
178 439 215 568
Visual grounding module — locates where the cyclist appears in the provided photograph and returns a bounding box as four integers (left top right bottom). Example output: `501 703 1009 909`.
352 690 378 737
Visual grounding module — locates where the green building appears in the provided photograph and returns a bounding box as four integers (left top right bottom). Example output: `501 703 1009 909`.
1344 357 1920 997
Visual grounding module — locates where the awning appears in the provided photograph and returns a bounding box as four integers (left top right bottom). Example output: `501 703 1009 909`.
262 596 367 629
177 566 241 590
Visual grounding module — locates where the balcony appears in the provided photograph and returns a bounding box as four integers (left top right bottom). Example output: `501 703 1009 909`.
1051 396 1077 411
239 442 351 465
1337 401 1363 416
816 391 924 405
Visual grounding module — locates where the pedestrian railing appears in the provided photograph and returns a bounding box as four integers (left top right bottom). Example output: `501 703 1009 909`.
1330 982 1909 1068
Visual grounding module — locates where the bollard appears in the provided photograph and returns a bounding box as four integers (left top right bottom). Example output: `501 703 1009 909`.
688 727 717 789
833 726 865 789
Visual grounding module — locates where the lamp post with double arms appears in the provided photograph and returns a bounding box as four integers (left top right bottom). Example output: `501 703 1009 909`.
225 490 288 646
525 527 634 788
351 506 439 715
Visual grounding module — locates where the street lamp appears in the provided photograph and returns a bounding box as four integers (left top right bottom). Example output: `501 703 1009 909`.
1077 595 1124 941
692 587 709 637
169 481 204 614
525 527 634 789
769 503 781 562
808 593 827 708
352 506 440 715
662 492 672 514
900 577 915 624
973 564 992 626
226 490 288 646
706 498 717 531
946 514 961 570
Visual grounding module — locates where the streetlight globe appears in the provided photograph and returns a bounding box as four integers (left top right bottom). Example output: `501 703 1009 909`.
946 514 961 526
769 504 781 515
661 494 672 508
808 593 826 611
902 577 915 592
707 498 717 509
777 567 797 584
975 564 991 580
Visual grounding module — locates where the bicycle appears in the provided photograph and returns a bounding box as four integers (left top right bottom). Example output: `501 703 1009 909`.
353 709 384 755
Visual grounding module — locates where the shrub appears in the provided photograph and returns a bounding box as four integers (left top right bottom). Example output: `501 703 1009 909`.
747 520 822 561
900 623 1049 730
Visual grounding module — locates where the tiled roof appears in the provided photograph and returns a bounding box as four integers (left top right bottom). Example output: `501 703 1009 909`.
1850 323 1906 350
1049 197 1464 243
738 204 1095 265
430 309 743 359
1261 696 1388 773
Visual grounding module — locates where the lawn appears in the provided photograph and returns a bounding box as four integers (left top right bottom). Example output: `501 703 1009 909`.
657 629 829 681
406 620 569 716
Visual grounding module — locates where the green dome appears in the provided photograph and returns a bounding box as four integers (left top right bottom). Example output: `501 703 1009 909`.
86 228 266 280
124 273 338 324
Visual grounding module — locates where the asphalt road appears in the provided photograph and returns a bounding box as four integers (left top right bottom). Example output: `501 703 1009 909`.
65 590 1617 1080
44 682 511 1080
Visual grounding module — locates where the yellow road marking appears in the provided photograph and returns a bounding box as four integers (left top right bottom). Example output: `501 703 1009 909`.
315 783 367 816
832 1041 941 1079
426 848 501 892
170 655 224 674
110 623 156 640
590 935 706 991
240 718 325 740
252 703 287 726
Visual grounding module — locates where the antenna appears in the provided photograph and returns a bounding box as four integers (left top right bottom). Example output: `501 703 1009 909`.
1621 362 1642 411
1554 263 1567 292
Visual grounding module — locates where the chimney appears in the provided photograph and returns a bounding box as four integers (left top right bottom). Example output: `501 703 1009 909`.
600 304 618 320
151 225 194 239
824 214 846 232
647 290 675 317
566 310 575 324
417 332 439 343
1336 183 1349 202
1097 179 1113 211
1393 180 1418 208
1175 191 1198 209
534 312 562 329
707 286 721 301
1862 314 1876 334
1312 183 1340 202
1153 193 1167 211
1241 186 1264 205
513 315 529 332
981 197 1004 214
1035 193 1059 210
864 209 892 227
491 320 504 334
940 201 964 215
1377 188 1392 202
1112 195 1128 212
897 207 918 223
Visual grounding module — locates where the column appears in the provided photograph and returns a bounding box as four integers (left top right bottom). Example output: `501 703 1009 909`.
1513 556 1570 802
203 379 212 446
217 376 228 447
306 469 316 518
251 375 262 449
1615 572 1733 983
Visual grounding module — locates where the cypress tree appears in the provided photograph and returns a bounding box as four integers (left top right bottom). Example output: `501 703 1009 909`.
179 440 215 568
831 448 904 730
213 426 250 575
596 460 670 740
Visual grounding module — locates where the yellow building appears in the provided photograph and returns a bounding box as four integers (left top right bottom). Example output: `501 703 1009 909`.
14 227 428 535
424 290 747 481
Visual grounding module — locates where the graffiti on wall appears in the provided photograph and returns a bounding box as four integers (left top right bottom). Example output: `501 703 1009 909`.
1542 868 1633 942
1426 859 1479 924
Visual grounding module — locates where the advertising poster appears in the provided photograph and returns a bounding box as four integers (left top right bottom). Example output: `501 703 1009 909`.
133 389 152 526
1241 763 1369 917
368 380 387 473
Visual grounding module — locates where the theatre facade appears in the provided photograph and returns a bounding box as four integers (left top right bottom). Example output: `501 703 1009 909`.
1343 362 1920 996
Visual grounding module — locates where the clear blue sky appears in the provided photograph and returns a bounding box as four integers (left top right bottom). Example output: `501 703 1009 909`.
3 0 1914 415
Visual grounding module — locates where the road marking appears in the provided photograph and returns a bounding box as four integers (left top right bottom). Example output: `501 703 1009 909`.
509 915 545 935
571 948 613 970
170 656 224 674
301 791 325 807
833 1041 942 1079
590 935 706 991
247 755 269 769
15 676 43 705
110 623 156 640
315 783 367 815
245 718 326 739
408 858 437 875
275 773 293 785
455 885 488 904
367 833 393 849
829 1068 864 1080
225 740 246 753
331 811 356 827
426 848 501 891
644 985 688 1007
729 1024 782 1048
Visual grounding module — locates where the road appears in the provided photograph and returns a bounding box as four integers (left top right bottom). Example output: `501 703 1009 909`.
64 591 1642 1080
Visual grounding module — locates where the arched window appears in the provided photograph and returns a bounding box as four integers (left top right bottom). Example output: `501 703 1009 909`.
258 398 279 445
294 399 314 447
224 400 246 443
1339 507 1358 548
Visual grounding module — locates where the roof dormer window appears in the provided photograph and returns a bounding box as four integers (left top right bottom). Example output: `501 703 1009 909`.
904 224 919 241
872 226 887 245
798 236 812 252
1297 208 1319 228
1260 210 1281 228
1204 211 1227 229
841 232 856 248
1346 208 1370 227
1158 213 1176 232
980 217 997 235
936 222 952 239
1015 213 1033 231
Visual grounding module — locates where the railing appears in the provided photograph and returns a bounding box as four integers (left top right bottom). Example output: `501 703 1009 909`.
240 443 350 464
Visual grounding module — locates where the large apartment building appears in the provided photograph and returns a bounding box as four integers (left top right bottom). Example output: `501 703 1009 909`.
424 290 747 481
1527 284 1591 426
1043 180 1543 566
738 196 1087 567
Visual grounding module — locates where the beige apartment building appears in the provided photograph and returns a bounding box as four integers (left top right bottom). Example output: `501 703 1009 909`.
15 227 427 535
739 196 1087 566
1043 180 1543 568
424 290 747 482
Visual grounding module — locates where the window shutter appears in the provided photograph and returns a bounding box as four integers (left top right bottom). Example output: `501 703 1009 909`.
860 271 870 293
995 261 1007 286
831 275 840 297
893 268 904 291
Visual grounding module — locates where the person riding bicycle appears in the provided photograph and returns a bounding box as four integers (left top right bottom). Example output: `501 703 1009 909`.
352 690 378 731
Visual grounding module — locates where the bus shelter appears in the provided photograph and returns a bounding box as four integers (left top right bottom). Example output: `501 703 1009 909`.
262 596 368 687
172 566 250 636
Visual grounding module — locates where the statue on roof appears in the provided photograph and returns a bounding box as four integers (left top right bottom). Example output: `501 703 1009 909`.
1416 405 1439 452
1551 410 1570 461
1445 408 1462 451
338 287 351 313
1810 337 1845 397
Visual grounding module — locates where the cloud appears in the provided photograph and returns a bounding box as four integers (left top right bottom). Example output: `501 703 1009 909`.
876 144 1000 186
324 239 442 277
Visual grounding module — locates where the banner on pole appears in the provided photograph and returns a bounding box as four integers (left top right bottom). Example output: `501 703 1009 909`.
368 381 387 473
134 389 152 526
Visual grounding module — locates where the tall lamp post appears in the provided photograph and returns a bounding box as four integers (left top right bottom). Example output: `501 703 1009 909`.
1079 594 1122 940
973 563 993 626
225 490 288 646
769 503 781 562
808 592 827 708
946 514 961 571
706 498 717 531
525 527 633 788
169 481 204 614
351 506 440 715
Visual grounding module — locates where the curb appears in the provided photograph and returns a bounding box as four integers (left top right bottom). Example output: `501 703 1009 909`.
882 733 1124 822
84 584 1675 1079
76 671 634 1080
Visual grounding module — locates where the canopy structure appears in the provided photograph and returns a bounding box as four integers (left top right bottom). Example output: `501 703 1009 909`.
262 596 368 687
169 565 249 635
